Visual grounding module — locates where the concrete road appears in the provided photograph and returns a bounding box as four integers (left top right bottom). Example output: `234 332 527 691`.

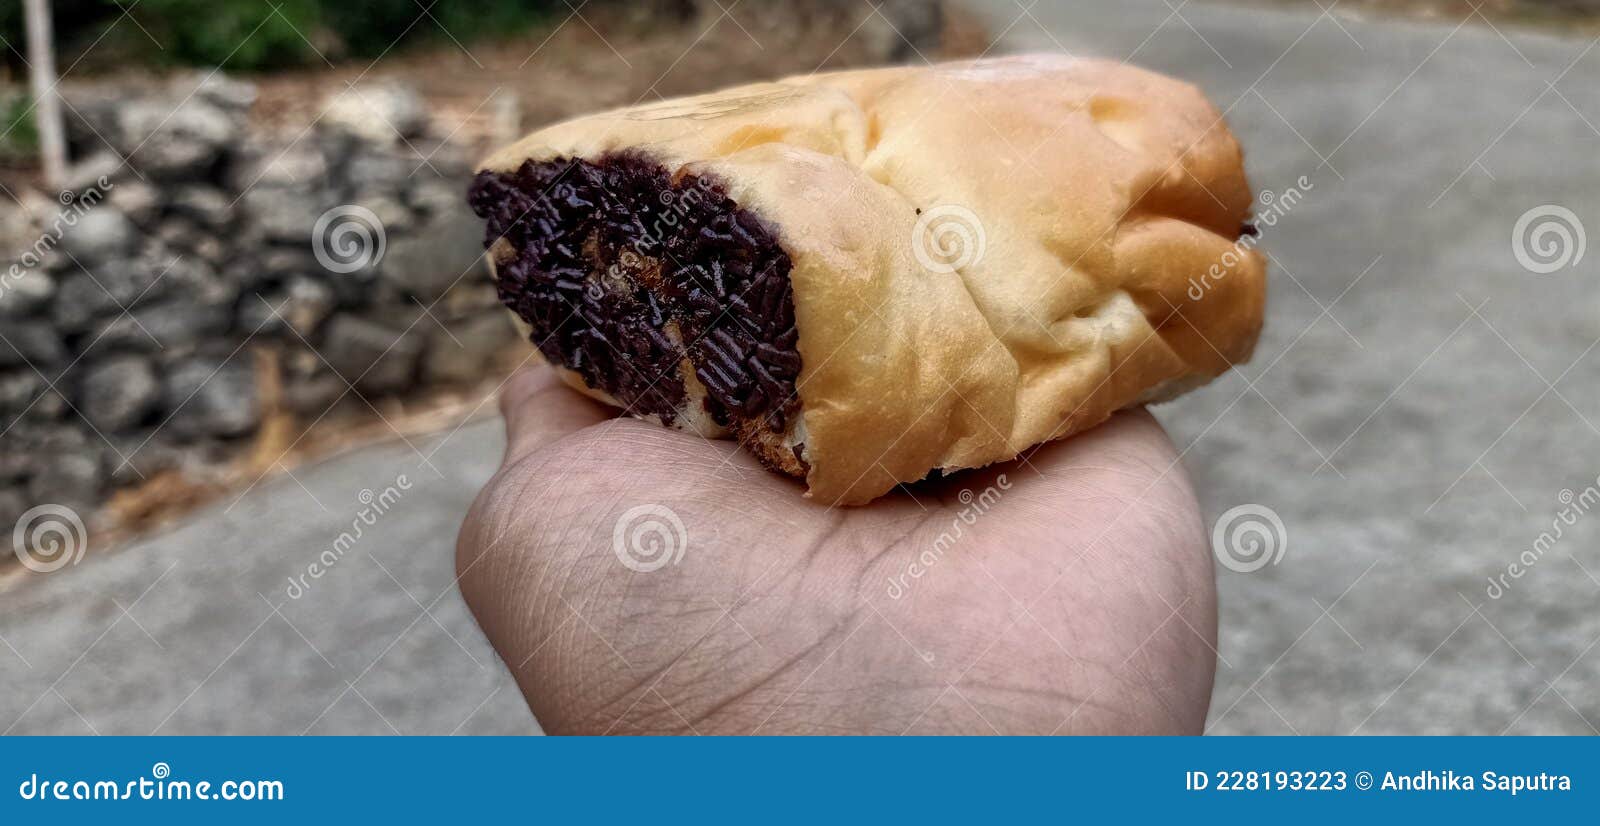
2 417 537 734
4 0 1598 735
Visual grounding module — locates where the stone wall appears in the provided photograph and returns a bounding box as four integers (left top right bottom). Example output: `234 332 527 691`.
0 0 956 537
0 74 513 526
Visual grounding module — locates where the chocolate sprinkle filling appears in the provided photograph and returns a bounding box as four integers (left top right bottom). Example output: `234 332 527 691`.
468 153 802 435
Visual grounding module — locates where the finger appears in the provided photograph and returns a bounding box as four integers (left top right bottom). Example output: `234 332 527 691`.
498 365 613 465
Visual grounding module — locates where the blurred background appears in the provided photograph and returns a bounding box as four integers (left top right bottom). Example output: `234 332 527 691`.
0 0 1596 735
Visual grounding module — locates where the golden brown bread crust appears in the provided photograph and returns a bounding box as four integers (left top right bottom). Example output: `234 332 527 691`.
478 55 1266 505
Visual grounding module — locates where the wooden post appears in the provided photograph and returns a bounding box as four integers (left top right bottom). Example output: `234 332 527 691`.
23 0 67 190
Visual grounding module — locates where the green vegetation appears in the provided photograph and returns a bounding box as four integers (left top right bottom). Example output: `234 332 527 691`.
130 0 329 70
317 0 565 59
0 91 39 163
1 0 566 73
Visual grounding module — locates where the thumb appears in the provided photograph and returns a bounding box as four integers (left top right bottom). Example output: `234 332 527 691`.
498 365 613 465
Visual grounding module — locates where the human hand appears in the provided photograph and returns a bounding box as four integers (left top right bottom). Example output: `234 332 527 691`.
457 366 1217 735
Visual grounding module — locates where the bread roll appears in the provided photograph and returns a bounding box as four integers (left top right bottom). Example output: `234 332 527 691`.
468 55 1266 505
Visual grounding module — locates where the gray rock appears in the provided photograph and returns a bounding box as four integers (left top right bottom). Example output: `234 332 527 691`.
87 298 232 356
0 320 68 367
26 451 103 513
153 253 237 309
0 370 43 417
173 71 257 113
258 248 322 281
1 419 86 483
120 97 239 178
52 271 120 331
79 355 160 431
163 356 260 438
169 186 234 229
58 209 137 262
52 253 168 330
406 137 471 177
877 0 944 61
192 235 228 267
24 388 68 422
5 421 88 452
0 422 87 487
324 266 383 308
321 314 424 395
0 370 66 431
243 186 335 242
0 450 33 485
0 198 34 260
0 487 27 532
322 82 428 143
359 195 415 234
109 179 162 227
154 217 227 265
154 217 196 248
282 371 348 417
239 277 335 338
226 139 328 191
61 152 124 195
406 176 467 220
344 153 421 198
381 212 485 301
107 431 227 486
422 312 517 385
228 255 271 292
54 250 231 333
0 269 56 318
233 297 277 336
60 90 121 148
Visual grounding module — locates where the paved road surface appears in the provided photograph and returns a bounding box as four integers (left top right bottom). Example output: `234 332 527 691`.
973 0 1600 734
3 0 1597 734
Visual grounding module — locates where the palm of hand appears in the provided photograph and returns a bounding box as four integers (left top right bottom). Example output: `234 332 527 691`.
457 368 1217 735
